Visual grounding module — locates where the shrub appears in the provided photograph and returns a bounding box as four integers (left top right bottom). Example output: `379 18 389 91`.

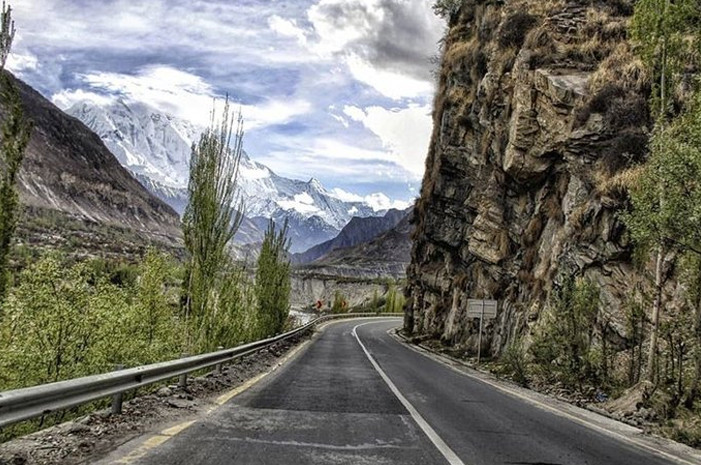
530 275 601 389
433 0 462 20
501 340 530 386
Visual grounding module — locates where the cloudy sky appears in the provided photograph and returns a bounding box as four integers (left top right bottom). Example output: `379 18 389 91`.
7 0 445 204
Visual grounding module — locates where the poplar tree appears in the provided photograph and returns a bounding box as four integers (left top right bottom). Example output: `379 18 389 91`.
0 2 31 307
182 100 244 348
255 219 291 336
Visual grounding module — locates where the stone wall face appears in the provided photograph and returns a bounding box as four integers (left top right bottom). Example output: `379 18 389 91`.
405 0 650 356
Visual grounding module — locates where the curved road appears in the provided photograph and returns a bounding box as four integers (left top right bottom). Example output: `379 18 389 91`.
124 319 689 465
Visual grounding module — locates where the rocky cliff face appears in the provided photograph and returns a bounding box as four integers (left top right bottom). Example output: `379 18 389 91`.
405 0 648 355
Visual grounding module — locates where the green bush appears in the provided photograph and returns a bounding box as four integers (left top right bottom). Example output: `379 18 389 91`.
530 275 602 389
501 340 530 387
0 250 184 391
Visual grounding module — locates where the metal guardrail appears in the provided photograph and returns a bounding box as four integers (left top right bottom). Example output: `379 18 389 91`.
0 312 402 429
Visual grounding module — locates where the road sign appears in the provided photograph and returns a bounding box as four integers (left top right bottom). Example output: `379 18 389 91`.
467 299 497 319
466 299 498 365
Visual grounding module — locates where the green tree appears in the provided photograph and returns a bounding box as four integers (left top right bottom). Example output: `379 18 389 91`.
131 249 181 360
530 275 601 388
626 92 701 382
0 2 31 306
182 100 244 349
255 219 291 336
385 283 405 313
630 0 700 119
629 0 700 382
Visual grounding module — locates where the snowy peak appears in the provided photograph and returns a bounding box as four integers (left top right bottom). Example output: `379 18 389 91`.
67 99 200 188
65 99 401 251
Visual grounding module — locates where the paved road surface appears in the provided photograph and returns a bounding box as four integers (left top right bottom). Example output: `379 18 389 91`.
127 319 684 465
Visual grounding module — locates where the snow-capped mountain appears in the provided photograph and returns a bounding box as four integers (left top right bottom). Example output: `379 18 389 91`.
65 100 386 252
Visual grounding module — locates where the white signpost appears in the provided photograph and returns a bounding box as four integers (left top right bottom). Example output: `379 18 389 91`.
467 299 497 364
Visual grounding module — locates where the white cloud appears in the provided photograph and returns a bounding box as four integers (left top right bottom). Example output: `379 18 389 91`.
331 188 410 211
301 0 441 99
311 138 396 162
52 65 311 129
268 15 308 46
342 104 432 176
306 0 385 57
52 88 116 108
5 51 38 73
345 54 434 100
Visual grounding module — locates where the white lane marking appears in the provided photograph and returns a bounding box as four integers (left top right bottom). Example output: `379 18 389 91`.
392 331 701 465
352 321 466 465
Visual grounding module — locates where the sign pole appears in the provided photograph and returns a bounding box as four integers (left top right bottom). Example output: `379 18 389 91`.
477 299 484 365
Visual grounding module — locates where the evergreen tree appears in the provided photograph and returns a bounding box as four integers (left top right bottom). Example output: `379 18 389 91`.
0 2 31 307
255 220 291 336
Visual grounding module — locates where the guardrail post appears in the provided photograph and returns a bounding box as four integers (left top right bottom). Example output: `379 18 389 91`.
215 346 224 374
111 364 124 415
179 353 189 388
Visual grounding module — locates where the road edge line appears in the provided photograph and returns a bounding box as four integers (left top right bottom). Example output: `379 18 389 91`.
390 329 701 465
352 321 466 465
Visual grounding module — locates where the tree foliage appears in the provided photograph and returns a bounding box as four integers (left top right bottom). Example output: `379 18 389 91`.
433 0 462 20
0 251 181 390
530 276 602 388
625 97 701 253
182 100 244 348
0 2 31 306
384 283 405 313
630 0 700 118
255 220 291 337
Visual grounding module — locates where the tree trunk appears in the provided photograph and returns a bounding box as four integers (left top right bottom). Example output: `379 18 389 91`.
647 246 664 383
685 258 701 408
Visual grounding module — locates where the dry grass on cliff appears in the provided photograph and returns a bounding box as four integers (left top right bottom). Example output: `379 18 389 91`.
589 43 649 95
594 165 643 199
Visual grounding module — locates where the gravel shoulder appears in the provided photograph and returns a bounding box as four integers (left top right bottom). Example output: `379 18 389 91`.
0 331 314 465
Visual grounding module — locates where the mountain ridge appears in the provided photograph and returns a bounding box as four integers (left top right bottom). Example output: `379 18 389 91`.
65 99 396 252
4 73 182 249
292 207 409 265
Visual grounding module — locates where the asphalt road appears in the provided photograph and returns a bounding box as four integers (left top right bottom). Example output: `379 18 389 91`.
128 319 685 465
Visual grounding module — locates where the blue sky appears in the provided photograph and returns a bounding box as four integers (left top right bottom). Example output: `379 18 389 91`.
8 0 444 204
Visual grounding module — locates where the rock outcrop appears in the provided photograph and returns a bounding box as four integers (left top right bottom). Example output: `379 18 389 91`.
405 0 649 355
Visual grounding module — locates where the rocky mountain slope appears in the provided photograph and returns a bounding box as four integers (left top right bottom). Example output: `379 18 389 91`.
292 208 408 264
66 101 388 252
299 209 413 279
405 0 648 355
2 73 181 251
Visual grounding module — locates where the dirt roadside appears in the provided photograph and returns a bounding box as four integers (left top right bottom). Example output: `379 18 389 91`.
0 330 314 465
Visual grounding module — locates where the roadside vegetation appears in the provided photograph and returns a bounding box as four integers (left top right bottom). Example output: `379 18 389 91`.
0 2 295 440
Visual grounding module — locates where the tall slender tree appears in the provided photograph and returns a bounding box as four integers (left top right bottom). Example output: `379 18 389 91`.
255 219 291 337
0 2 31 308
182 100 244 348
629 0 700 382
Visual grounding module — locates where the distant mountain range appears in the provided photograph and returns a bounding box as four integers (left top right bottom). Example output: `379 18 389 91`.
296 208 414 279
292 208 409 264
66 100 393 252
